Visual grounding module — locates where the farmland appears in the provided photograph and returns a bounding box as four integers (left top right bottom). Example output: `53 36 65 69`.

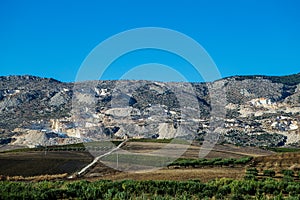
0 151 93 177
0 140 287 181
0 140 300 199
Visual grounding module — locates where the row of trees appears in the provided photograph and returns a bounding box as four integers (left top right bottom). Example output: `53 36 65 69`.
167 157 253 168
245 168 300 182
1 177 299 199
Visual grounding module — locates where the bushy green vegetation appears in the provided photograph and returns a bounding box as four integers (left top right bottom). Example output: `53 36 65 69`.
263 170 276 177
244 168 259 181
246 168 258 176
1 177 300 199
268 73 300 86
281 169 294 177
233 73 300 86
167 157 253 168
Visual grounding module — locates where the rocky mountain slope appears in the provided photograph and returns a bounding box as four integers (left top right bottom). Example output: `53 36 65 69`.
0 73 299 148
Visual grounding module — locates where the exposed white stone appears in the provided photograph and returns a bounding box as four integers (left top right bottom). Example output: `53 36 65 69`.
104 108 132 118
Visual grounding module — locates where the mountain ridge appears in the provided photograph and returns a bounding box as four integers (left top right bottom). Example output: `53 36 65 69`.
1 72 299 84
0 73 299 149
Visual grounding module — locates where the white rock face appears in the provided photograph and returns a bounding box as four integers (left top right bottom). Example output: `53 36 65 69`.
12 130 48 147
11 129 81 148
270 117 299 131
225 103 239 110
104 108 133 118
85 122 97 128
290 123 298 130
50 118 77 137
250 98 274 107
95 88 110 96
158 123 177 139
276 131 300 145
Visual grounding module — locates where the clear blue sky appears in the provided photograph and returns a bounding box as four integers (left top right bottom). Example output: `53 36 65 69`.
0 0 299 82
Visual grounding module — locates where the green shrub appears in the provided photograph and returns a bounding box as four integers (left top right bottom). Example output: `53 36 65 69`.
167 157 253 168
263 170 275 177
246 168 258 176
244 174 257 181
281 169 294 177
282 175 294 182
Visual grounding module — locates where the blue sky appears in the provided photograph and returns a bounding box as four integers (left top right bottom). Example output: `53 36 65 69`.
0 0 299 82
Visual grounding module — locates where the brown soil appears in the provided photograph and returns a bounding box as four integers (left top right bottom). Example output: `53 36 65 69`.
0 151 93 177
122 142 274 159
251 152 300 173
90 167 245 182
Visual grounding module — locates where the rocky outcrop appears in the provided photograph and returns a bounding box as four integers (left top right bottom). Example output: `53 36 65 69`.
0 73 299 148
11 129 81 148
